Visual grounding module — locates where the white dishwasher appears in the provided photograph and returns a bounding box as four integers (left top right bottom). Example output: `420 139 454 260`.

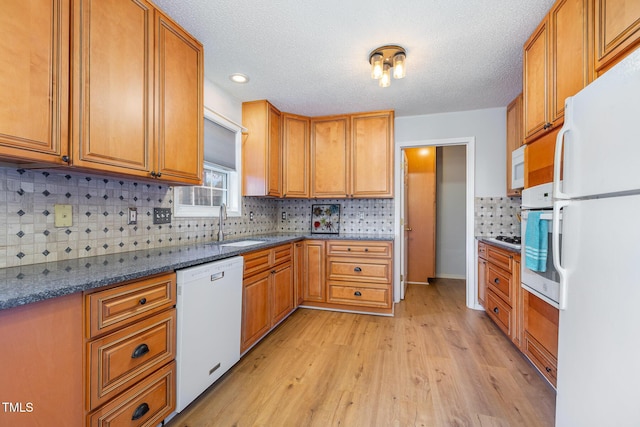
175 256 244 412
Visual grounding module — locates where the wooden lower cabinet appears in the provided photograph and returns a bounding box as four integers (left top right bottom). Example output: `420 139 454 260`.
301 240 393 314
241 243 295 353
84 272 177 425
477 242 488 307
294 242 305 306
0 293 83 426
522 288 559 387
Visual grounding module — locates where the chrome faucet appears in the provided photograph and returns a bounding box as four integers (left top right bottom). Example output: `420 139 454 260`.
218 203 227 241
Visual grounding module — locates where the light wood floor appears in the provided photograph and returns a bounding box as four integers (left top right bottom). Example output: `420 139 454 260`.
168 279 556 426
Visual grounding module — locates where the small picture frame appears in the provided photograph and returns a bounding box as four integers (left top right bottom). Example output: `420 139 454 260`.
311 204 341 234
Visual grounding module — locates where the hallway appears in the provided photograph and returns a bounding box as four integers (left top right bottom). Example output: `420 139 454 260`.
169 280 555 426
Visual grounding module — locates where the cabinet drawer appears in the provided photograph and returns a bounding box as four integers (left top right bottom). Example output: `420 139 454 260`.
88 310 176 410
486 290 513 338
487 265 513 305
327 258 391 284
273 243 292 266
88 361 175 426
327 241 391 257
486 246 513 272
524 332 557 387
85 273 176 338
243 248 271 277
327 283 390 308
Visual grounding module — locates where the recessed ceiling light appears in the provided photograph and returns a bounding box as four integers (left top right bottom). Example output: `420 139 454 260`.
229 73 249 84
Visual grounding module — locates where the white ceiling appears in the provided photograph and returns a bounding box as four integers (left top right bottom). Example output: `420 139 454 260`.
152 0 554 117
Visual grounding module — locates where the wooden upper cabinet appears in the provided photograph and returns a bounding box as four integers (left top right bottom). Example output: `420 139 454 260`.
549 0 592 125
524 18 549 142
72 0 154 176
524 0 591 144
311 115 350 198
242 100 282 197
282 113 310 198
72 0 203 185
506 94 523 196
0 0 70 164
311 111 394 198
595 0 640 74
155 11 204 185
351 111 394 198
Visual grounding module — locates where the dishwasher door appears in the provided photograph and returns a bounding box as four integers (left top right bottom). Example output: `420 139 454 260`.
176 256 244 412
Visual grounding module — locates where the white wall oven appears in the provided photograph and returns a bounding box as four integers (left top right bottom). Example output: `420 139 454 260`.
521 183 561 308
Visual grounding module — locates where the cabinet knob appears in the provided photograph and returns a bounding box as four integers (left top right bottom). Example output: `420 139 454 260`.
271 270 276 274
543 122 552 130
347 248 351 251
364 248 369 252
61 155 70 163
131 343 150 359
150 171 157 177
494 278 500 284
545 366 552 373
139 297 147 305
156 172 162 178
354 267 362 272
493 307 499 314
131 402 150 421
354 291 362 297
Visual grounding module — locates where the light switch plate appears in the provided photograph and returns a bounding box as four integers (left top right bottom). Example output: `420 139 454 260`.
153 207 171 224
128 207 137 225
54 204 73 227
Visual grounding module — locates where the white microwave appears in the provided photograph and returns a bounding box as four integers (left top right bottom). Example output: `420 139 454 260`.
511 145 525 189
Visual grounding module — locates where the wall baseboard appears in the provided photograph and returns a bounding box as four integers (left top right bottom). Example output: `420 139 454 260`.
435 274 466 280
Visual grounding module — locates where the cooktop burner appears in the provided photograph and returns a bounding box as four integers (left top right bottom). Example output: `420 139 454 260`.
495 235 521 245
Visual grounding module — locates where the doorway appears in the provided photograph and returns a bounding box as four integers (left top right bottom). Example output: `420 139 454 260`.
394 137 477 309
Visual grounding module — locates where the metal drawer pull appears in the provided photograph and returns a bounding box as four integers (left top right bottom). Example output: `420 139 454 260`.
494 278 500 284
131 402 150 421
493 307 499 314
354 291 362 296
210 272 224 281
139 297 147 305
209 362 221 375
545 366 552 373
131 343 149 359
354 267 362 272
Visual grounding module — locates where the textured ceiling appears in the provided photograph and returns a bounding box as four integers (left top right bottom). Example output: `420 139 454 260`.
152 0 555 117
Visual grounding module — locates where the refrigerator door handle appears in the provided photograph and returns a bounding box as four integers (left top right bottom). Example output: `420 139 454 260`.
553 200 570 309
553 97 572 201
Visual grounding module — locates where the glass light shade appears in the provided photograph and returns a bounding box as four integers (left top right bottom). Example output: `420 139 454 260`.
393 53 406 79
379 64 391 87
370 53 383 79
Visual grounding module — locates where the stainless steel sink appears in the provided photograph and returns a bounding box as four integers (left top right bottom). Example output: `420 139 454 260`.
219 240 265 247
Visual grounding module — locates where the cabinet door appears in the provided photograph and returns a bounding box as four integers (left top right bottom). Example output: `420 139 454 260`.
595 0 640 73
241 270 271 353
311 116 350 198
506 94 523 196
267 104 282 196
549 0 592 126
72 0 154 176
303 240 326 302
294 242 305 306
282 113 310 198
524 18 550 141
351 111 394 198
271 264 294 326
155 11 203 185
478 258 487 308
0 0 70 164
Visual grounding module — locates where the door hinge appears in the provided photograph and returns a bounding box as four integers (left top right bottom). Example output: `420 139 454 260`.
400 274 404 282
400 218 404 226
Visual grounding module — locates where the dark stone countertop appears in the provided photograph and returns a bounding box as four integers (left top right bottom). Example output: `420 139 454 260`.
476 236 522 254
0 232 394 311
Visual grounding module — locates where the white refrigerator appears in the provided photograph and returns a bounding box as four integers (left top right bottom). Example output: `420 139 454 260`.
552 47 640 426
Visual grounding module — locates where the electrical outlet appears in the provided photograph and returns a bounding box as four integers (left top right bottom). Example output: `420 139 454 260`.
153 207 171 224
281 211 287 220
359 211 365 220
128 207 137 225
249 211 254 221
54 204 73 227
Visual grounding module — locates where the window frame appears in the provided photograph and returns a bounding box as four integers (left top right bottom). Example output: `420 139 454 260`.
173 107 243 218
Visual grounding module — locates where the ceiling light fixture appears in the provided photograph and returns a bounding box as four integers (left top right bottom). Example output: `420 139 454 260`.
369 45 406 87
229 73 249 84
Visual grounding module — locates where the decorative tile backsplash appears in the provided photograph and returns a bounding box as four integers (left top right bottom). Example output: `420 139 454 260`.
474 196 522 237
0 167 394 268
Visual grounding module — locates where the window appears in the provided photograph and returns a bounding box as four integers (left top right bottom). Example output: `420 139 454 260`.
173 108 242 217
